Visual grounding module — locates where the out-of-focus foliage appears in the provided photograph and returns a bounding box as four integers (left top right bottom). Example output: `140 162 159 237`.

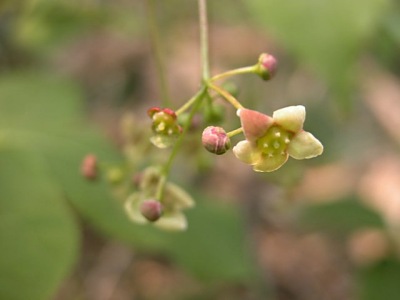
1 0 400 299
299 196 385 235
358 259 400 300
247 0 392 110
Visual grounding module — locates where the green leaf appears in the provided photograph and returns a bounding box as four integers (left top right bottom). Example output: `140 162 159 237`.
358 259 400 300
246 0 390 110
165 198 256 282
0 71 170 251
0 147 79 300
299 197 385 235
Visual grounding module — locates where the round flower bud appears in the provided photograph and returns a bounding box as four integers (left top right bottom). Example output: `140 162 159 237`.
256 53 278 80
202 126 231 155
81 154 97 180
140 199 163 222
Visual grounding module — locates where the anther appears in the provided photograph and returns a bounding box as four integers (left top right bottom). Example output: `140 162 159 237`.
157 123 165 132
275 132 281 137
285 138 290 144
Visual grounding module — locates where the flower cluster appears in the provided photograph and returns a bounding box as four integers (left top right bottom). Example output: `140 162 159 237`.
82 52 324 231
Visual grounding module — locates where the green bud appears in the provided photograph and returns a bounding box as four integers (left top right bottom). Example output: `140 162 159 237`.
256 53 278 80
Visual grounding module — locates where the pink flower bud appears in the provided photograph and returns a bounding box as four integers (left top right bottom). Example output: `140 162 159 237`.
140 199 163 222
257 53 278 80
202 126 231 155
81 154 97 180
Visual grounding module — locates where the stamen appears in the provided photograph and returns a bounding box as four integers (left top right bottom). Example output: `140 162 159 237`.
275 132 281 137
157 123 165 132
268 153 274 158
285 138 290 144
167 128 173 135
263 142 269 148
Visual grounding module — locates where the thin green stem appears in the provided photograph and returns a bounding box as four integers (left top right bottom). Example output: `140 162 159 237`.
210 65 257 82
227 127 243 138
155 173 166 201
208 82 244 110
175 92 200 115
145 0 171 106
198 0 210 81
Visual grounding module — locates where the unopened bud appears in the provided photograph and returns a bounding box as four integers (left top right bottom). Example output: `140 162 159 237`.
140 199 163 222
256 53 278 80
81 154 97 180
202 126 231 155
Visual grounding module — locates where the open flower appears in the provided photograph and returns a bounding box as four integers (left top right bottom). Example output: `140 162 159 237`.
124 167 195 231
148 107 182 148
233 105 323 172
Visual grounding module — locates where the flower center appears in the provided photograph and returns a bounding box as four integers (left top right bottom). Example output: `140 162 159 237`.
152 112 179 136
256 126 292 157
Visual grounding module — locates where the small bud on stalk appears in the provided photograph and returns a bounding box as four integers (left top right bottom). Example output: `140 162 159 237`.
256 53 278 80
140 199 163 222
202 126 231 155
81 154 97 180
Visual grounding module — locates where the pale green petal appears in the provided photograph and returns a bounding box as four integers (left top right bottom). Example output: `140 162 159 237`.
124 193 147 224
273 105 305 132
232 140 261 165
150 134 176 148
287 131 323 159
164 182 195 210
253 153 288 172
154 212 188 231
139 166 161 190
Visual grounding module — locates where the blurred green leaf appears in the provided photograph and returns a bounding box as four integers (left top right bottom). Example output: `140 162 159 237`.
358 259 400 300
246 0 391 110
0 71 170 250
299 197 385 235
0 147 78 300
165 198 256 282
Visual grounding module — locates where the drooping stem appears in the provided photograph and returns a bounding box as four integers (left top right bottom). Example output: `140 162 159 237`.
155 0 211 200
175 92 200 115
208 82 244 110
210 65 257 82
164 88 206 174
145 0 171 106
156 87 208 200
198 0 210 81
227 127 243 138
